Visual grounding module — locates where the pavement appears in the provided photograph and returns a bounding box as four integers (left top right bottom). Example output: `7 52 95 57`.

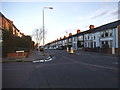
2 50 50 63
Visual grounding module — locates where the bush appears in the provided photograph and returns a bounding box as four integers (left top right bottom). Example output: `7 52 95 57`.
2 30 34 57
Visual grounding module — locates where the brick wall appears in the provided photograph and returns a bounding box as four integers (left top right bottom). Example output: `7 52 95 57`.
83 48 120 55
7 52 29 58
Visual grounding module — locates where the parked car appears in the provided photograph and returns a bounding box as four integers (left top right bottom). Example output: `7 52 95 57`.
57 46 63 50
39 46 44 51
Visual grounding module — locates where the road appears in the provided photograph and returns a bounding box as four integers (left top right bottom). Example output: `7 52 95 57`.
2 50 119 88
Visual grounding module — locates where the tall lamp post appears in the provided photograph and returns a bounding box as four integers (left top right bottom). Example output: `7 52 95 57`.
43 7 53 55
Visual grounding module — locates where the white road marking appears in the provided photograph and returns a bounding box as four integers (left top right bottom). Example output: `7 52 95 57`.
33 57 52 63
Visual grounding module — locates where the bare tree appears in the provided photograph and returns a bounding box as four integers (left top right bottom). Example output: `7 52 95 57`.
32 27 47 46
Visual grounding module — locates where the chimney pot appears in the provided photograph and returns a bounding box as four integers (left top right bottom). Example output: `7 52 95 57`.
89 25 94 29
77 29 81 33
60 37 62 40
69 33 72 36
64 36 66 38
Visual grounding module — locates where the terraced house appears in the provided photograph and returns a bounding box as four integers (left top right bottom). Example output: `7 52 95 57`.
0 12 24 37
83 20 120 55
45 20 120 55
0 12 34 58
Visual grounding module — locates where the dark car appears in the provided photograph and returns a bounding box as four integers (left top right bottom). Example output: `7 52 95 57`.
39 46 44 51
57 46 63 50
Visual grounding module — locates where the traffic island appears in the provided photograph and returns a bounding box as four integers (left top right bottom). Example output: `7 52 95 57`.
33 56 52 63
33 52 52 63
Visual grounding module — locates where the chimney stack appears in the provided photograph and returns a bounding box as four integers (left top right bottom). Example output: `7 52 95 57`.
77 29 81 33
69 33 72 36
89 25 94 29
60 37 62 40
64 36 66 38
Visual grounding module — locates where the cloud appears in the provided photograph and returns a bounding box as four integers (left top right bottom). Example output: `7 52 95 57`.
76 5 118 23
91 9 109 19
90 6 118 20
75 7 110 22
73 4 119 32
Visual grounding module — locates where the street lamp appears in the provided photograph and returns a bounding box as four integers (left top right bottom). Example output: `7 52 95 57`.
43 7 53 55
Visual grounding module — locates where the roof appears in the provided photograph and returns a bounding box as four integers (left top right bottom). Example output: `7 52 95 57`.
84 20 120 34
0 12 13 24
0 12 22 33
45 20 120 46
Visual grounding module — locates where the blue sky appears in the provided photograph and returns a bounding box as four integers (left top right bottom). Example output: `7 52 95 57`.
1 1 119 45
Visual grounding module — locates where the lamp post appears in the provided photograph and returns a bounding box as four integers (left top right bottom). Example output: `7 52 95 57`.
43 7 53 55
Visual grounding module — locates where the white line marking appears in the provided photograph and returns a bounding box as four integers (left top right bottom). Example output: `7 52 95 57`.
33 57 52 63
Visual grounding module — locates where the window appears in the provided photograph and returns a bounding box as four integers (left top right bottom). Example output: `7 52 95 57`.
101 32 104 37
91 36 93 40
74 43 76 47
101 34 104 37
79 36 83 40
109 32 112 36
105 41 108 44
74 37 76 41
81 36 83 39
65 40 66 43
105 31 109 37
105 32 108 37
94 42 96 48
91 42 93 48
73 37 75 41
108 30 113 37
102 41 104 45
69 38 72 42
94 36 95 39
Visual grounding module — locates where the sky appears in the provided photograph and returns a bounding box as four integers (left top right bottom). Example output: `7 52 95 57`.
0 1 119 45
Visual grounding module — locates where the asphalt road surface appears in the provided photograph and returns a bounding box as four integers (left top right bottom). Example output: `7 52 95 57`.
2 50 119 88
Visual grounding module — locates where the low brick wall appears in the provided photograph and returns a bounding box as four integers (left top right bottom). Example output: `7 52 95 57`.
82 48 120 55
115 48 120 55
7 52 29 58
